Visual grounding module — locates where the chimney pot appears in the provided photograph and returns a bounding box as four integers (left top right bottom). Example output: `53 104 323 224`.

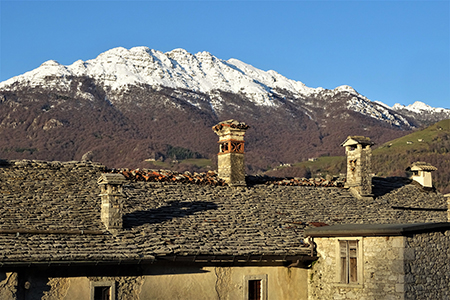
406 161 437 189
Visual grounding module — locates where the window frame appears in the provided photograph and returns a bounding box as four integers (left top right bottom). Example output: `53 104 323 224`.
335 237 363 287
243 274 268 300
90 280 116 300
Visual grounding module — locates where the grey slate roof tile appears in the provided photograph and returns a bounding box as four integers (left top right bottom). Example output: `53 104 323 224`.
0 160 447 265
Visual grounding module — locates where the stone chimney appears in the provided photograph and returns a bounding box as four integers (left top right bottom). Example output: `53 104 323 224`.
341 136 374 198
407 162 437 189
212 119 249 186
98 173 126 231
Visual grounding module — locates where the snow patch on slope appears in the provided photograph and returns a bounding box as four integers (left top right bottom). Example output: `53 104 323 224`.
347 96 413 127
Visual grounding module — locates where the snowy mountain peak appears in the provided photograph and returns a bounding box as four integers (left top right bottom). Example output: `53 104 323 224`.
40 60 61 67
404 101 434 111
0 46 445 129
410 101 432 110
334 85 357 94
392 101 450 114
0 46 324 106
166 48 191 58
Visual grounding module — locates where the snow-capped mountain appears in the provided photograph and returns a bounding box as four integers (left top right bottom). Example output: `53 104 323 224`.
387 101 450 126
0 46 320 106
0 46 448 169
392 101 450 115
0 46 414 127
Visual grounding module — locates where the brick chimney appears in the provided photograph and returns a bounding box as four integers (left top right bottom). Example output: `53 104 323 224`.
407 162 437 189
98 173 126 231
212 119 249 186
341 136 374 198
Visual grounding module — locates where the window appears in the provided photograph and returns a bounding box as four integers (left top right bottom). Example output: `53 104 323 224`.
244 275 267 300
338 239 362 285
248 280 261 300
340 240 358 283
94 286 110 300
90 281 115 300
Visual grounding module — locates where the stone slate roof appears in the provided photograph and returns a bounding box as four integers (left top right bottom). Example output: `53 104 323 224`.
408 161 438 172
0 160 447 266
341 135 375 147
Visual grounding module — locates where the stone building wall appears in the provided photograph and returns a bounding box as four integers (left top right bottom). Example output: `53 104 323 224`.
0 272 18 299
140 266 308 300
2 273 143 300
309 232 450 300
405 231 450 299
6 266 308 300
308 236 407 300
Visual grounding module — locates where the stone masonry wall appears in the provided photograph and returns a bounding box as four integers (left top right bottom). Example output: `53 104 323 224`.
309 236 407 300
9 274 144 300
346 145 372 196
139 266 308 300
11 266 307 300
405 231 450 300
217 152 245 185
0 272 18 299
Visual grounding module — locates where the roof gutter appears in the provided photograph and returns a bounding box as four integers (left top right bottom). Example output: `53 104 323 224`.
156 253 318 266
305 222 450 238
0 253 318 269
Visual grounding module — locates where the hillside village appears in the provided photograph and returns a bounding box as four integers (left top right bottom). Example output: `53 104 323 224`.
0 119 449 299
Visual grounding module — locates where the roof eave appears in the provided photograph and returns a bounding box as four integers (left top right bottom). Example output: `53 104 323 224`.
305 222 450 238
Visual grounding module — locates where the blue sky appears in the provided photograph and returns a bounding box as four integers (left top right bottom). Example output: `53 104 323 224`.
1 1 449 108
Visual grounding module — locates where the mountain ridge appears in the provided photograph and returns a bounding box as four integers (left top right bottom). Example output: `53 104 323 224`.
1 46 320 105
4 46 447 127
1 46 449 171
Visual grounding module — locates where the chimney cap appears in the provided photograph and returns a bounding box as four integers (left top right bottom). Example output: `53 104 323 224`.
341 136 374 147
407 161 437 172
212 119 249 133
98 173 127 185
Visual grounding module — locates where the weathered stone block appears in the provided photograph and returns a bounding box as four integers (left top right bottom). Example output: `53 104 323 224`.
217 153 245 185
